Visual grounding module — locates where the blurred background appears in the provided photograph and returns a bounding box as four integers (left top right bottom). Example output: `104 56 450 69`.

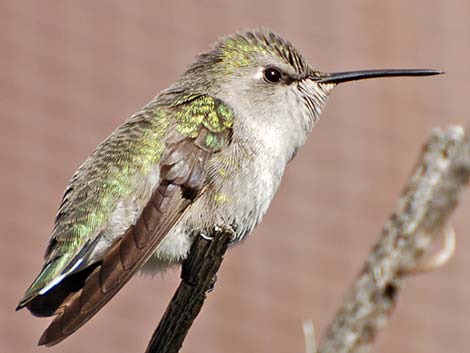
1 1 469 352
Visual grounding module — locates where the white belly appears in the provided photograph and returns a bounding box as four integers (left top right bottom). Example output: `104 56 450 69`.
141 149 284 274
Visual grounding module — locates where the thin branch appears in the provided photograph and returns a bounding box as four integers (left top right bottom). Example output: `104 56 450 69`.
318 126 470 353
303 320 317 353
145 229 232 353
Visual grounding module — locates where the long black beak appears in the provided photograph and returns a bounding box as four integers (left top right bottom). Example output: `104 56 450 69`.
317 69 443 84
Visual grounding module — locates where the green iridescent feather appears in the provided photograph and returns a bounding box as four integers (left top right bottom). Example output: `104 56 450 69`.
22 108 170 300
174 95 233 137
21 95 234 302
218 31 309 75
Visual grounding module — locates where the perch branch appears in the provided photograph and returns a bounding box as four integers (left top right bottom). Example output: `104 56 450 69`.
318 126 470 353
145 229 232 353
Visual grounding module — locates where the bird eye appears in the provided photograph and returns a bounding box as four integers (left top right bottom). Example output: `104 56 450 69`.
263 67 282 83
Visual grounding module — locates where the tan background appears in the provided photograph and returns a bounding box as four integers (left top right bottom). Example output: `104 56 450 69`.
1 1 469 353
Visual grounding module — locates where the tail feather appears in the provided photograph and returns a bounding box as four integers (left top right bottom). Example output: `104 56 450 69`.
17 263 99 317
20 131 212 346
17 237 101 313
38 182 191 346
17 258 66 311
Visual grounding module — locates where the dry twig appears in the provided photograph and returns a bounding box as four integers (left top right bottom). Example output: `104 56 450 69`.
145 229 232 353
318 126 470 353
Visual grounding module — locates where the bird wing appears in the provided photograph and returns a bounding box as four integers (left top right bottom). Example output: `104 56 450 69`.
18 108 173 309
18 95 234 346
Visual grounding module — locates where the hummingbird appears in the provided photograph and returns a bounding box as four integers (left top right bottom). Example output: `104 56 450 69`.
17 28 441 346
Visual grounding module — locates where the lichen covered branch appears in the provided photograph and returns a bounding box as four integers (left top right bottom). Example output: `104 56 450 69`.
318 126 470 353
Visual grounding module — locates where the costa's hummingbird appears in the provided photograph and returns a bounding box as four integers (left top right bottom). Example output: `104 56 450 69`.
17 28 441 346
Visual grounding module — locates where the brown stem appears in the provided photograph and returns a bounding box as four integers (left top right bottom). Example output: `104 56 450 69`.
145 229 232 353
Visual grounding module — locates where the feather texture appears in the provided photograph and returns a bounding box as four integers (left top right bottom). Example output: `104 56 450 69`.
38 125 226 346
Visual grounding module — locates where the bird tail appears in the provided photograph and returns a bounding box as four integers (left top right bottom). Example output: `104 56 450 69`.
16 259 99 317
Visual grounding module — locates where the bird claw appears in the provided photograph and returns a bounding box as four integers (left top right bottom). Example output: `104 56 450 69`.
215 225 238 245
200 231 213 241
405 225 456 275
206 274 218 293
200 225 237 244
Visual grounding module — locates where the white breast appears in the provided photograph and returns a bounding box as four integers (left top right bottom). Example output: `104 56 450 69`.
142 91 313 274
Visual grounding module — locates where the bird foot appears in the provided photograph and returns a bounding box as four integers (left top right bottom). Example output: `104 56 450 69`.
200 225 237 244
206 274 218 293
200 231 213 241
